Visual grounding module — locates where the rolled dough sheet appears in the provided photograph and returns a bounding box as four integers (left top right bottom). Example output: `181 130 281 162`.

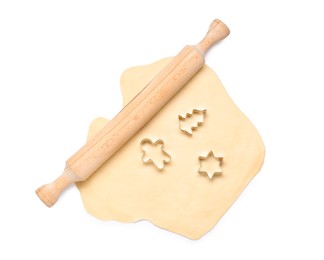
76 58 265 239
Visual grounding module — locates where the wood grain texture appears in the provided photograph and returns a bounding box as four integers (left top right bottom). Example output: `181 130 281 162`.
36 19 230 207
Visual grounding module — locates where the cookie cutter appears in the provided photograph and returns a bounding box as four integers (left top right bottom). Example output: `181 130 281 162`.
140 138 171 170
198 151 223 179
178 108 207 136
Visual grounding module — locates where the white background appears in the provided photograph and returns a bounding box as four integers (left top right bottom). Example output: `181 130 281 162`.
0 1 323 259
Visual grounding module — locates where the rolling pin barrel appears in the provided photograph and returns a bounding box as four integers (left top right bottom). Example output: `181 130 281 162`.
36 19 230 207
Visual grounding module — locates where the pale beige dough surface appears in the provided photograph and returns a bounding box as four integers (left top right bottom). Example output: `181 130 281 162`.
76 58 265 239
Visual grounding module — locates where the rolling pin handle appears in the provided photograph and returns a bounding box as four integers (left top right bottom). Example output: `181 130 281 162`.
36 169 76 207
195 19 230 55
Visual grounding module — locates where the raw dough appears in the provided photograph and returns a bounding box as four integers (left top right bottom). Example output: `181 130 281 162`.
76 58 265 239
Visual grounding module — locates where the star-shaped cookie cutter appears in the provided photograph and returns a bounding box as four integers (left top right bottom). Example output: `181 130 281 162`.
198 151 223 179
140 138 171 170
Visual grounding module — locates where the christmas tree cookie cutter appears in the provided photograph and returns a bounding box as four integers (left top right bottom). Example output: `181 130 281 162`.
178 108 207 136
140 138 171 170
198 151 223 179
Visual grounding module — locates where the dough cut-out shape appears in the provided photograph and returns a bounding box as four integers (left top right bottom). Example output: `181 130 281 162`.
178 109 207 136
198 151 223 179
140 138 171 170
76 58 265 240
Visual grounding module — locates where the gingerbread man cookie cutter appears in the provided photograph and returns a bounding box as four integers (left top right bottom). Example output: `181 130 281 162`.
140 138 171 170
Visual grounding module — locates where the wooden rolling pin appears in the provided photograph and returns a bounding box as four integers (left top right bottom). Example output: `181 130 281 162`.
36 19 230 207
